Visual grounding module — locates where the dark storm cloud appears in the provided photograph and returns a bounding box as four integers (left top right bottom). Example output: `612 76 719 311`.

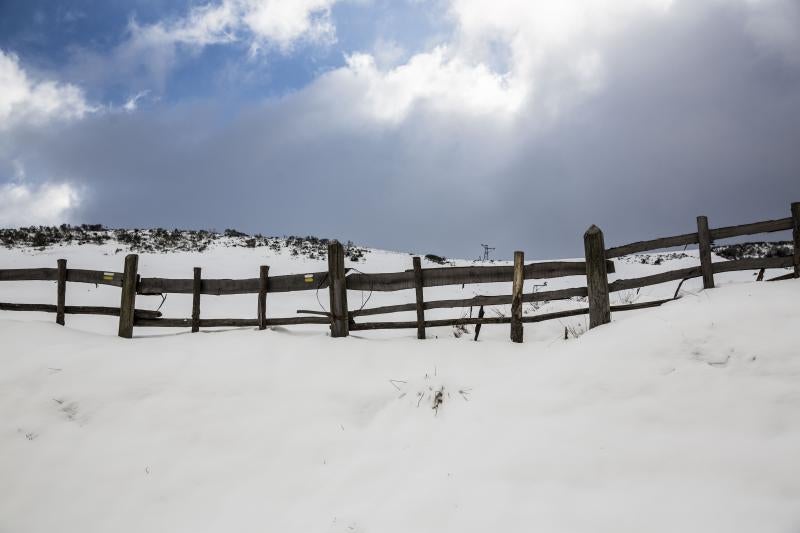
7 1 800 259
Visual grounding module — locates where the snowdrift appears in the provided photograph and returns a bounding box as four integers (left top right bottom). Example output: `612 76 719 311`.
1 242 799 532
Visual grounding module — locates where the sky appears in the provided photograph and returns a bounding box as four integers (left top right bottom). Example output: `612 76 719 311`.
0 0 799 259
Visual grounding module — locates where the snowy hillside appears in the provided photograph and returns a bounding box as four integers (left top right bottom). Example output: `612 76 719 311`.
1 240 799 532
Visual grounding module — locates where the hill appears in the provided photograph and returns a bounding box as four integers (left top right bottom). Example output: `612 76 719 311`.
1 239 799 532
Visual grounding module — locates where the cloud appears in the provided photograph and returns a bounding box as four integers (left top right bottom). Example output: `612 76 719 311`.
0 49 93 130
740 0 800 65
0 51 87 227
326 49 524 124
298 0 677 126
106 0 338 87
0 181 80 227
327 0 800 126
239 0 337 52
132 0 337 50
2 0 799 256
122 90 151 113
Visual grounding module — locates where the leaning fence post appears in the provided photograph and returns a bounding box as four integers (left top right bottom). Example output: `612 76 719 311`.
258 265 270 330
413 257 425 340
328 241 349 337
118 254 139 338
191 267 201 333
792 202 800 278
584 225 611 329
697 215 715 289
56 259 67 326
473 306 485 341
510 251 524 343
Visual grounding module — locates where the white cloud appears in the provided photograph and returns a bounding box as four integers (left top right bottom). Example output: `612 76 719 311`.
109 0 338 88
126 2 238 50
0 49 93 129
335 49 525 124
286 0 675 125
126 0 337 57
317 0 800 126
0 181 80 227
0 52 87 226
122 90 151 112
240 0 337 52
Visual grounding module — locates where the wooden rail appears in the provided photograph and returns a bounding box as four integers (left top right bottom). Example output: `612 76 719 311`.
605 233 698 259
0 267 123 286
350 286 589 317
134 316 329 328
1 202 798 340
606 217 793 258
0 302 161 319
350 299 674 331
345 260 614 292
138 271 329 295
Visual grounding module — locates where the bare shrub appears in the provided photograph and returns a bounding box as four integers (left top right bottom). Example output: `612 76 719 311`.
615 288 641 305
562 316 588 339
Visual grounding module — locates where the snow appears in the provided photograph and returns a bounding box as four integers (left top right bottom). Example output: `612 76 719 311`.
1 241 799 532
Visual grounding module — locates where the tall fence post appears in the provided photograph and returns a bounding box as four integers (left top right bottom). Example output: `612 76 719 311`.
413 256 425 340
118 254 139 338
328 241 349 338
258 265 270 330
792 202 800 278
697 215 715 289
191 267 201 333
510 251 524 343
584 225 611 329
56 259 67 326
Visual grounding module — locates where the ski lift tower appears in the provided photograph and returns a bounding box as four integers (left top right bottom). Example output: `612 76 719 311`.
480 244 496 262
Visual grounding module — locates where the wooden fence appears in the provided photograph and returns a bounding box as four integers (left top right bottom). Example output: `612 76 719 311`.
1 202 798 341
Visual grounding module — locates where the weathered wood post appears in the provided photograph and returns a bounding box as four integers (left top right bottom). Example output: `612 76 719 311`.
584 225 611 329
510 251 525 343
473 306 485 341
191 267 201 333
258 265 269 330
792 202 800 278
696 215 715 289
56 258 67 326
328 241 349 337
413 257 425 339
118 254 139 338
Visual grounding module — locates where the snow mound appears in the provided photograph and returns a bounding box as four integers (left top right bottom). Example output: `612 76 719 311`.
2 279 799 532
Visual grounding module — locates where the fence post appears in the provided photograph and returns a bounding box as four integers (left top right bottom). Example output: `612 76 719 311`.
792 202 800 278
191 267 201 333
697 215 715 289
413 257 425 339
118 254 138 338
510 251 524 343
584 225 611 329
473 306 485 341
56 259 67 326
258 265 270 330
328 241 349 337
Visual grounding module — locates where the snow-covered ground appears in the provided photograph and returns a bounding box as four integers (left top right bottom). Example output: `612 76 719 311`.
1 241 799 532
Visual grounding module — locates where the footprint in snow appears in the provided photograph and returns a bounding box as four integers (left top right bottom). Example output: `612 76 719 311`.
53 399 85 424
